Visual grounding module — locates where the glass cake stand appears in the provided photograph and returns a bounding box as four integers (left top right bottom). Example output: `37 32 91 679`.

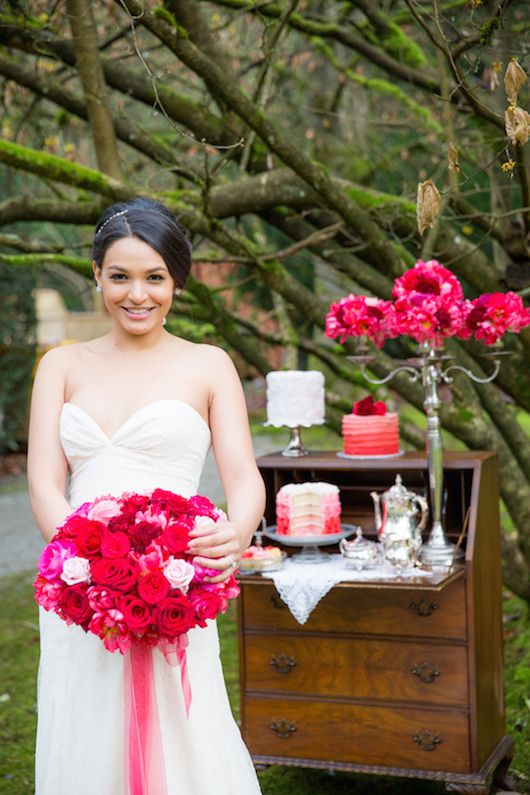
263 524 358 564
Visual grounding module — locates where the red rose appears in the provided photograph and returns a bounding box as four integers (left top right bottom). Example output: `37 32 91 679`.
137 571 170 605
90 558 139 592
189 589 224 625
101 531 131 559
155 594 195 639
60 584 92 627
130 521 162 553
353 395 387 416
74 521 105 557
151 489 190 516
118 594 153 633
159 523 191 555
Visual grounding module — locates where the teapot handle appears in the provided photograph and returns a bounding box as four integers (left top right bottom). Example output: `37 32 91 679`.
414 495 429 533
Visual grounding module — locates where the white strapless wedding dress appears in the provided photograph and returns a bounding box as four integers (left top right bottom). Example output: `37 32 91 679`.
35 400 261 795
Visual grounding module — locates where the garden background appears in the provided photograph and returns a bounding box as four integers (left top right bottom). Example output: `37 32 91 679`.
0 1 529 792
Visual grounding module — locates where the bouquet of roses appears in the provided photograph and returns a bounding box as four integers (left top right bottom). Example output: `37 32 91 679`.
34 489 239 655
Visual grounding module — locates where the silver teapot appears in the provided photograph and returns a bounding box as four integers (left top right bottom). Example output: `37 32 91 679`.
370 475 429 568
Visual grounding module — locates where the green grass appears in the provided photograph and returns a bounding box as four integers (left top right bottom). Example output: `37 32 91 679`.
1 572 528 794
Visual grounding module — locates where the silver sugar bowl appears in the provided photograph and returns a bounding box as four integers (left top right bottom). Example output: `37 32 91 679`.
340 527 381 571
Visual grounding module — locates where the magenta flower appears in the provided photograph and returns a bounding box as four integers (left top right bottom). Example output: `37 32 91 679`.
460 292 530 345
38 540 76 582
325 295 393 347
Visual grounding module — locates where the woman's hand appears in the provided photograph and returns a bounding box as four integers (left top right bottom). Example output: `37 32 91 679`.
187 519 243 583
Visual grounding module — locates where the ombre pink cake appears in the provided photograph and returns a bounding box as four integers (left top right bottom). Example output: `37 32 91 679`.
276 482 341 536
342 396 399 457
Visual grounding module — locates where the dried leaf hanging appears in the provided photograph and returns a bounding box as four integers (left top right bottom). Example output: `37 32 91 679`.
416 179 441 236
505 106 530 146
448 142 460 174
504 59 527 106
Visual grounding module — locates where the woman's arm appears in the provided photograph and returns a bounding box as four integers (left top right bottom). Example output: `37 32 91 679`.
27 348 72 543
187 346 266 581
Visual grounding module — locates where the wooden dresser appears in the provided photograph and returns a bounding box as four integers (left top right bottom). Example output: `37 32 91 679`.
237 451 513 793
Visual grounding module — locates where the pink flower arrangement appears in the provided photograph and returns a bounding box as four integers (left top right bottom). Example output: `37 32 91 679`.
325 259 530 347
34 490 239 655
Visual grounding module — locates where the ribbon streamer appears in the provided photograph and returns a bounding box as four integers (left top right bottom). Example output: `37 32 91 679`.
124 637 191 795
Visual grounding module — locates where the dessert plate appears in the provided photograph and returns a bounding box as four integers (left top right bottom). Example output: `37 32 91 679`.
336 450 404 460
263 524 359 564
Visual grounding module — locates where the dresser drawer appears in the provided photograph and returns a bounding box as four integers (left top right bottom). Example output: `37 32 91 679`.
243 696 470 773
244 634 468 706
241 579 466 640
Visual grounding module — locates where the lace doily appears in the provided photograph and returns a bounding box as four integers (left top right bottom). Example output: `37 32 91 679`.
261 554 433 624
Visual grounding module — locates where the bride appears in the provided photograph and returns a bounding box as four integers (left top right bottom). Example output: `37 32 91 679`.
27 197 265 794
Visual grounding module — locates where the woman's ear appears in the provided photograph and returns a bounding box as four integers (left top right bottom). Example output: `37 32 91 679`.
92 260 101 285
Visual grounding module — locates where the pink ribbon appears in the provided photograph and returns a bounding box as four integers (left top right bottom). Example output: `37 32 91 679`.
124 636 191 795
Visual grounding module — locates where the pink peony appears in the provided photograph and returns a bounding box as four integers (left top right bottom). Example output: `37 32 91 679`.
38 540 76 581
325 295 393 347
87 585 119 612
34 574 65 610
189 589 225 625
89 609 131 653
460 292 530 345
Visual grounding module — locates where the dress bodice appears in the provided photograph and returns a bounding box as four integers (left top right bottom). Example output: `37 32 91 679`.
60 400 211 507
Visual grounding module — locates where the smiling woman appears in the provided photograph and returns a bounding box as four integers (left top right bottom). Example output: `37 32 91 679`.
26 197 265 795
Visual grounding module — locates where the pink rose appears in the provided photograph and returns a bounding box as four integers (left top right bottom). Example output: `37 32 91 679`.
188 495 216 517
87 497 121 524
60 556 91 586
163 558 195 592
137 571 170 605
38 540 76 581
101 531 131 559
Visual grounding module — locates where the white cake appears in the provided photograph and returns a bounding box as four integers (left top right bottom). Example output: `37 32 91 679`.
266 370 325 427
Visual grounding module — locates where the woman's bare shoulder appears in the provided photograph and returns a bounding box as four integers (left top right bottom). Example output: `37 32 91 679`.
172 340 235 372
37 339 104 370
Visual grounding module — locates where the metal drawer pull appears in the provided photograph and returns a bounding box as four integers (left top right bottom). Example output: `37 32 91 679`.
269 594 287 610
270 653 297 674
271 718 297 739
413 730 442 751
409 597 439 616
410 662 440 683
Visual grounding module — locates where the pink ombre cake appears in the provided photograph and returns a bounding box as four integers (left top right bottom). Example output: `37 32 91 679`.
276 482 341 536
341 396 400 457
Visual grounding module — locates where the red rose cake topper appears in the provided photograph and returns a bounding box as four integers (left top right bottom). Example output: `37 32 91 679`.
353 395 387 416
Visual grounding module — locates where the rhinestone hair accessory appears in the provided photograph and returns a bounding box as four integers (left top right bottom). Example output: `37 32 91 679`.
95 209 128 237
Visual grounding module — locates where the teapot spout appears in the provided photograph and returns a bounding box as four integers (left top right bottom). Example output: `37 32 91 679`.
370 491 382 532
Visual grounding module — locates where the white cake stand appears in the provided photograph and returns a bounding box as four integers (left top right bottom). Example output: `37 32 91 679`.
263 524 358 564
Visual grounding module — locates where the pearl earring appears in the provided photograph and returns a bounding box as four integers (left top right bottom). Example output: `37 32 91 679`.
96 284 102 293
174 287 182 296
162 317 167 326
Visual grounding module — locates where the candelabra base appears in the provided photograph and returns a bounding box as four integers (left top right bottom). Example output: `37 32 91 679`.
420 521 464 569
281 426 309 457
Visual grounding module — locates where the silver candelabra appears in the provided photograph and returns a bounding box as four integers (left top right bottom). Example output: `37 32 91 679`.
349 340 509 568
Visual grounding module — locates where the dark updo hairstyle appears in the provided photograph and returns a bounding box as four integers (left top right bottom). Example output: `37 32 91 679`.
92 197 192 288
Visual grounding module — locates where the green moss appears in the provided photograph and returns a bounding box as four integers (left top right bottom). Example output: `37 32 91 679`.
0 253 92 276
152 6 189 37
313 39 440 133
381 22 427 68
344 185 416 216
0 141 125 199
